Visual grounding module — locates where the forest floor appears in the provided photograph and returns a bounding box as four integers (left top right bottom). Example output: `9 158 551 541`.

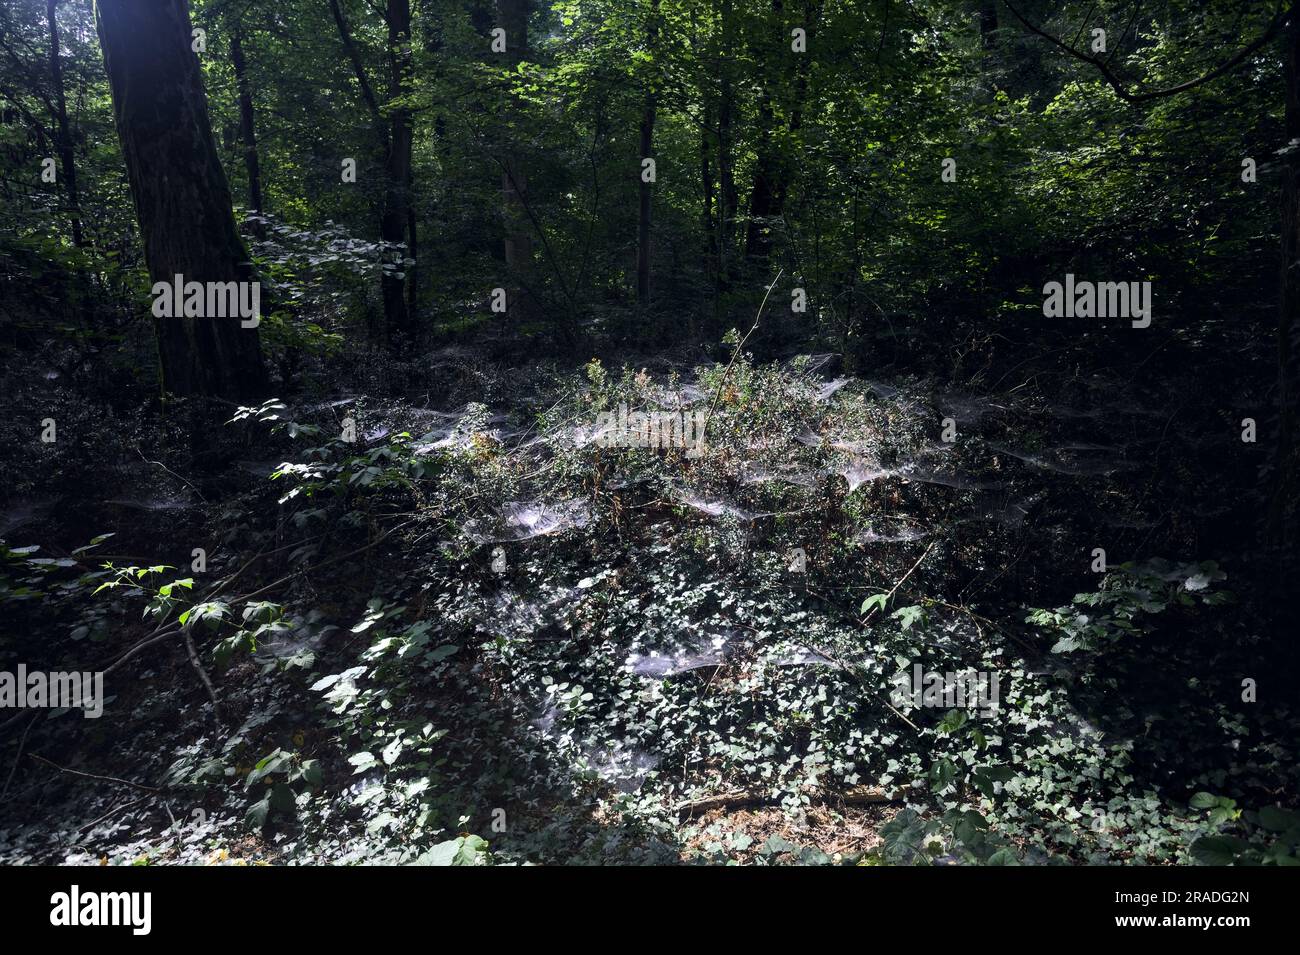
0 340 1294 865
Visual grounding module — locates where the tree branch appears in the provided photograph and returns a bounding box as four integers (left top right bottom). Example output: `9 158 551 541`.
328 0 384 126
1002 0 1288 104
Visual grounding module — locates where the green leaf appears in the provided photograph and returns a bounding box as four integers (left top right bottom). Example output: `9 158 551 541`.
1190 835 1247 866
268 782 296 814
348 751 377 774
245 797 270 830
892 605 924 631
1258 806 1300 833
300 760 323 787
860 593 889 615
416 839 462 866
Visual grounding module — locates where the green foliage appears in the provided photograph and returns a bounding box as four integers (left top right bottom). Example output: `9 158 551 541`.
1189 799 1300 866
879 808 1020 866
1027 560 1230 654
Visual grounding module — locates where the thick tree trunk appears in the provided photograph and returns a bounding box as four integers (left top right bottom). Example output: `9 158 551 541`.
95 0 266 401
229 26 263 215
636 0 659 306
45 0 82 247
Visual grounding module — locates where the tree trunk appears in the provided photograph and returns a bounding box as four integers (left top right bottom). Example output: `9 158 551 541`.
329 0 381 119
328 0 410 346
407 204 419 316
716 0 737 290
743 0 783 266
744 0 813 268
700 94 717 282
636 0 659 306
229 26 263 215
1269 0 1300 568
978 0 998 49
382 0 414 345
717 0 738 297
693 4 716 288
497 0 534 320
45 0 82 247
95 0 266 401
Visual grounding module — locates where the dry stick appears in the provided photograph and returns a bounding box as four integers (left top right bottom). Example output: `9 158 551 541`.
793 541 938 734
78 794 150 834
204 543 275 603
678 784 896 816
861 540 937 625
102 629 181 675
701 267 784 442
822 648 921 734
125 528 406 722
183 623 223 729
163 526 408 712
0 528 407 739
735 615 923 735
135 446 208 504
89 538 311 675
933 598 1040 659
29 754 162 794
0 713 40 800
235 522 410 604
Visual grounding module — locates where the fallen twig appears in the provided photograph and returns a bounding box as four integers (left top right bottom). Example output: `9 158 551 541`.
78 794 151 834
677 784 897 816
29 754 162 794
1 713 40 800
183 623 224 729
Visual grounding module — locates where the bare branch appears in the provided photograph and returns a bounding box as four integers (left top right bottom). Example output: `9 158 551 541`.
1002 0 1288 104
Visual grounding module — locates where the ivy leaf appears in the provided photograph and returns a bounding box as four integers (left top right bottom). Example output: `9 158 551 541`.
892 605 924 631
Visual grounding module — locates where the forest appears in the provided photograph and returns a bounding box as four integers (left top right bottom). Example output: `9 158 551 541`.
0 0 1297 871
